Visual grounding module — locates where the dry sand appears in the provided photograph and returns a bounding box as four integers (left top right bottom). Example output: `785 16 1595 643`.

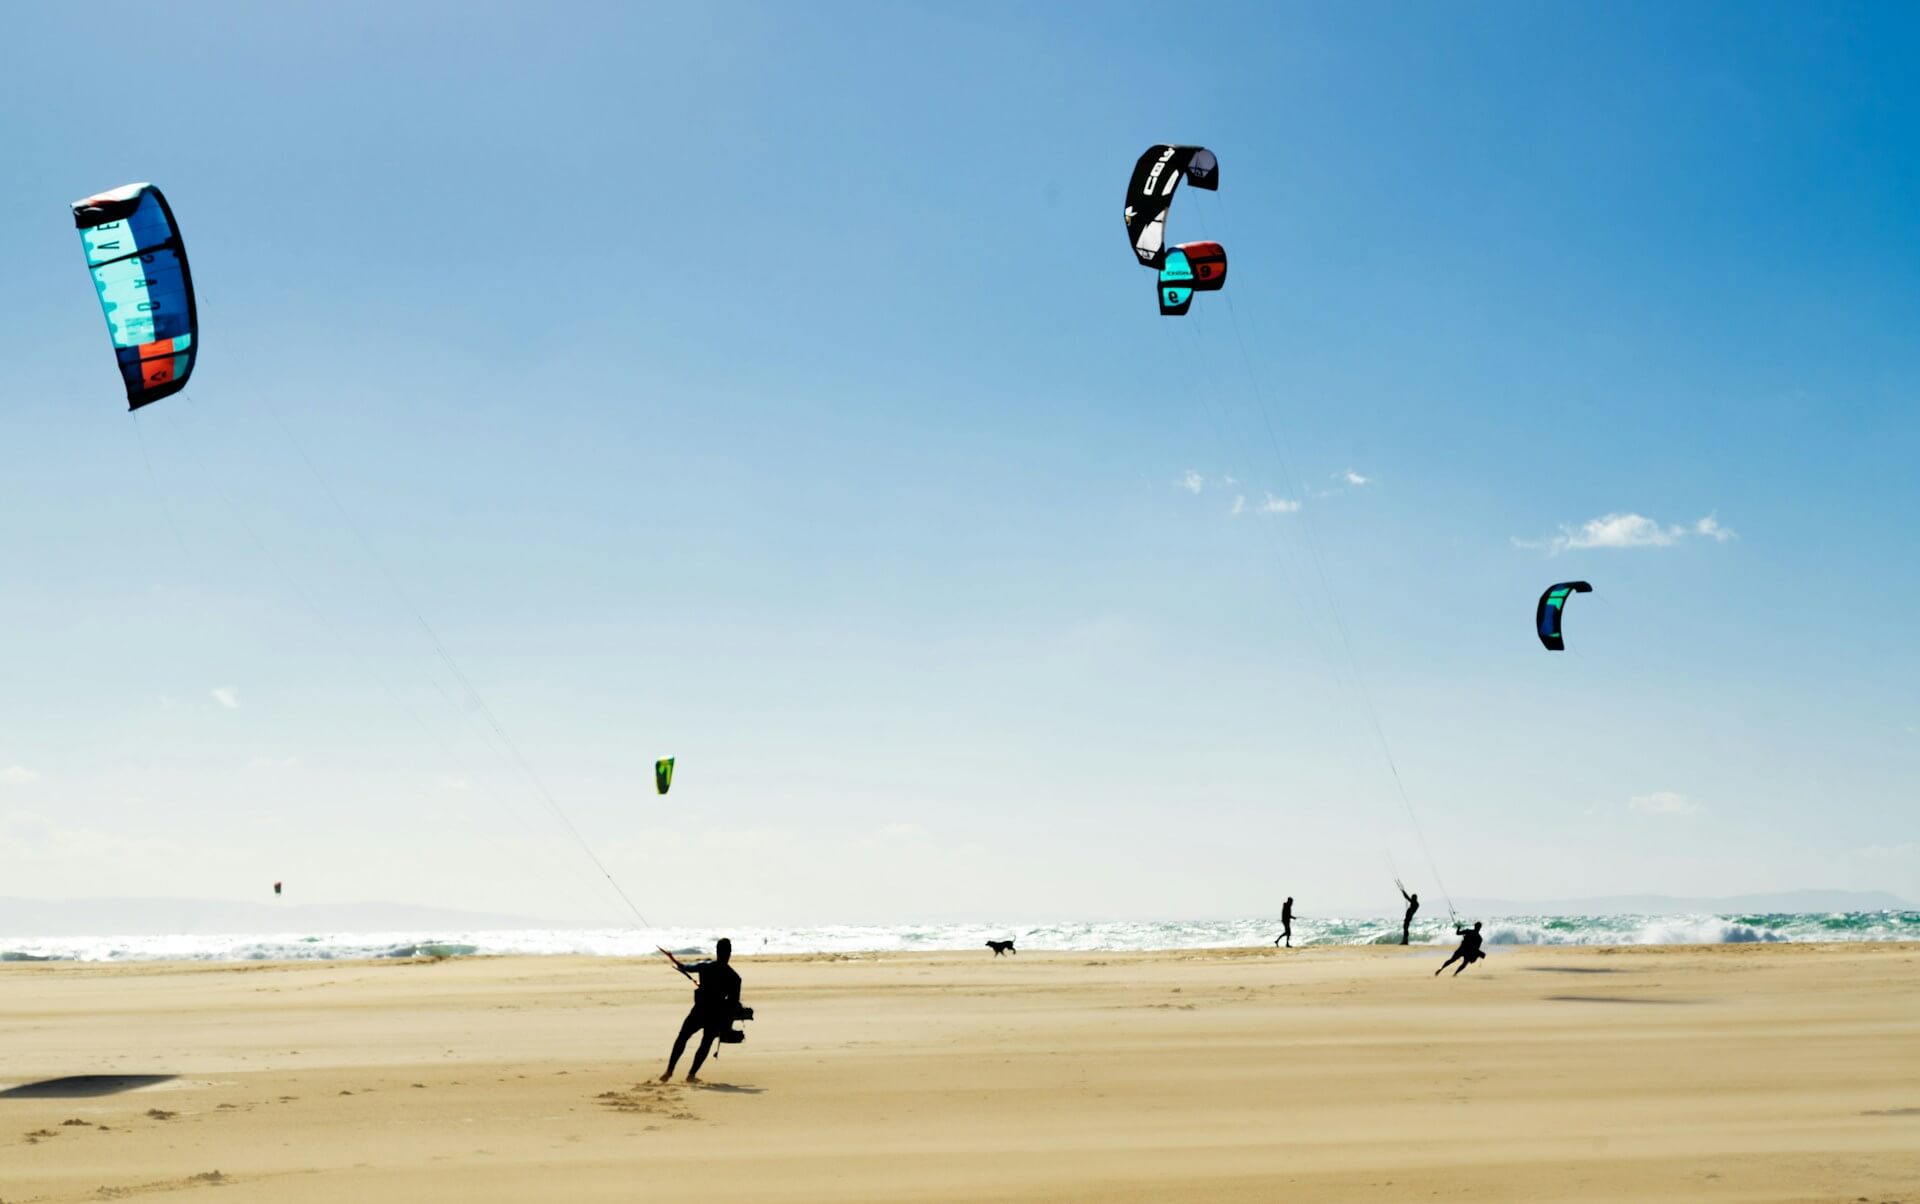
2 942 1917 1202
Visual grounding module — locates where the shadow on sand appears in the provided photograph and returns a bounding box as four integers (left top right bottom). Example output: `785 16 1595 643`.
1544 995 1697 1006
0 1075 177 1099
694 1082 765 1094
1522 966 1623 975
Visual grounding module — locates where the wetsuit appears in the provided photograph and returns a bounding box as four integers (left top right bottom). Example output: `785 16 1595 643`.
1277 900 1294 947
1400 891 1419 945
665 959 742 1079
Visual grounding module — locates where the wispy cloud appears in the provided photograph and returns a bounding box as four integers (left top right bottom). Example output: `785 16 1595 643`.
211 686 241 710
0 766 38 786
1258 493 1301 515
1693 513 1735 542
1518 511 1737 555
1179 470 1205 495
1230 494 1247 516
1854 841 1919 861
1342 469 1371 487
1629 791 1701 816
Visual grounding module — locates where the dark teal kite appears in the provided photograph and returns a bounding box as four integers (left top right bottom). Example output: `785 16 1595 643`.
1536 581 1592 651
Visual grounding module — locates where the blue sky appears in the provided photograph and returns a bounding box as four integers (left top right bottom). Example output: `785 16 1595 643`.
0 3 1914 925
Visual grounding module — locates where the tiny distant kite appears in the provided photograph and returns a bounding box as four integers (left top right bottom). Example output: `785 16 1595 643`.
1536 581 1592 651
273 881 283 896
70 183 199 408
655 757 675 796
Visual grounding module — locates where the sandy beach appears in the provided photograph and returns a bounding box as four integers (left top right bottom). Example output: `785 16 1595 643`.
0 943 1914 1202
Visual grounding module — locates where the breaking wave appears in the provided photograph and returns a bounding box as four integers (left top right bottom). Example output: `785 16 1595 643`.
0 910 1914 963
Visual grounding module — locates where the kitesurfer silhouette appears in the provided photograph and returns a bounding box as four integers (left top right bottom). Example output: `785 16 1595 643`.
660 938 742 1083
1436 922 1485 976
1274 897 1295 948
1398 881 1419 945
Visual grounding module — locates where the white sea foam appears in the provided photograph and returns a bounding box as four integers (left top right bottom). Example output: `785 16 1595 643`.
0 911 1911 964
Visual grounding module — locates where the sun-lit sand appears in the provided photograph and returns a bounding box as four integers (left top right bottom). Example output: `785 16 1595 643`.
3 943 1917 1202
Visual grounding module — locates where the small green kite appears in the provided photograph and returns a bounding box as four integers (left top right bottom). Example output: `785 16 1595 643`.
655 757 675 796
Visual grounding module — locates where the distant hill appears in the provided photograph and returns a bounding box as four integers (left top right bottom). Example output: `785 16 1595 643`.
1449 890 1914 917
0 897 568 937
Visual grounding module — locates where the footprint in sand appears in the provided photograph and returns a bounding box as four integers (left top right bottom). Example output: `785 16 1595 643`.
596 1082 699 1122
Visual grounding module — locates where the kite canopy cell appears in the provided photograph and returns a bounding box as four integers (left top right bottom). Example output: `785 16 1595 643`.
1124 144 1218 268
1157 241 1227 317
1536 581 1592 651
1158 248 1195 316
71 183 198 409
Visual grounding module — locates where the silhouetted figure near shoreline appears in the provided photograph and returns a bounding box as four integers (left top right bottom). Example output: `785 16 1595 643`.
1274 897 1295 948
1397 880 1419 945
1436 922 1485 976
660 938 742 1083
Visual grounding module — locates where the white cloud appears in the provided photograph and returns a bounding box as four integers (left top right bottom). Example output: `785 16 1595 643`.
1693 513 1736 542
1519 512 1737 555
1629 791 1701 816
1258 493 1301 515
211 686 241 710
1179 470 1205 495
1230 494 1247 516
1342 470 1371 487
1218 474 1238 488
0 766 38 786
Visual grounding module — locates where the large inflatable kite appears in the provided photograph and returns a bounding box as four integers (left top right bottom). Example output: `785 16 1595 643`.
71 183 198 408
1536 581 1592 651
1125 146 1226 316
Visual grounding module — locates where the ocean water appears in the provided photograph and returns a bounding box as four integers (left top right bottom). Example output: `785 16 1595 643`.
2 911 1916 963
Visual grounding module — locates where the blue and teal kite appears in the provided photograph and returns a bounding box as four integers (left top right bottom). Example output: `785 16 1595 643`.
1536 581 1592 651
71 183 198 409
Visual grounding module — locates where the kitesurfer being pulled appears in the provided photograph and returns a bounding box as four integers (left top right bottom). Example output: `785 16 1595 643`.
1397 881 1419 946
660 938 742 1083
1435 922 1485 976
1274 897 1295 948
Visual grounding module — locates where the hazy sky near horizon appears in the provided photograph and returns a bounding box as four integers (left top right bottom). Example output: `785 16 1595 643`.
1 3 1915 926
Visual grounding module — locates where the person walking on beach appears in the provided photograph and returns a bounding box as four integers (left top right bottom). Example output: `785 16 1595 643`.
1435 922 1485 976
1274 897 1295 948
660 938 742 1084
1397 880 1419 945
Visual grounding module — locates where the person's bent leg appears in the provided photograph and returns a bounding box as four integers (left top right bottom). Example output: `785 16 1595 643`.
687 1027 718 1081
663 1011 701 1080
